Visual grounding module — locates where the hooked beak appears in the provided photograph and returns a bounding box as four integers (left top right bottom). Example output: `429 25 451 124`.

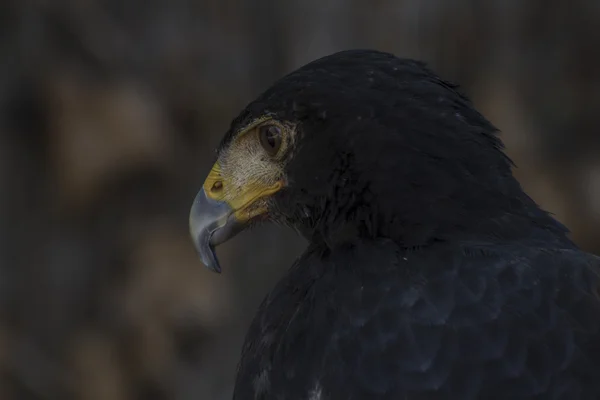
189 162 283 273
189 188 242 273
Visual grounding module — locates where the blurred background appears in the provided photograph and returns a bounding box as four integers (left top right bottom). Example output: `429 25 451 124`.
0 0 599 398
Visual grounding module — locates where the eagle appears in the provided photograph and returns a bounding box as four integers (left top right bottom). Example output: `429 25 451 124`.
189 50 600 399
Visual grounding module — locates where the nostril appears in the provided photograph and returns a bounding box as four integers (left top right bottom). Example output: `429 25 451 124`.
211 181 223 193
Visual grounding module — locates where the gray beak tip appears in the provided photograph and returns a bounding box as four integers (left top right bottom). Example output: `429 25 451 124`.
203 248 222 273
189 188 242 274
192 236 222 273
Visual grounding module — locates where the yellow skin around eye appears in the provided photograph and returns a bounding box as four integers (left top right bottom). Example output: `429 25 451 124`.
203 119 290 222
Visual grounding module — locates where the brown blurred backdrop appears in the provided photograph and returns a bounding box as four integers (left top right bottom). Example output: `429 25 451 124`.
0 0 599 399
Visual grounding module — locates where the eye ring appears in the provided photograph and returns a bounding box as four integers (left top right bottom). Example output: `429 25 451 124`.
258 124 282 156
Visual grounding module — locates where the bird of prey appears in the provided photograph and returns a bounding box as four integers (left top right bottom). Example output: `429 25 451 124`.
189 50 600 399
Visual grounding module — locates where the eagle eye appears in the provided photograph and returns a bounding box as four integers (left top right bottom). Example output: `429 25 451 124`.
258 124 282 156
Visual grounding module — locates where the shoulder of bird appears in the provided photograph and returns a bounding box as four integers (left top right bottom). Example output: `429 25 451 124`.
234 241 600 400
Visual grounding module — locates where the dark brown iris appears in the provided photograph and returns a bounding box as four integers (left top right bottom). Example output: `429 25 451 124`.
259 124 282 156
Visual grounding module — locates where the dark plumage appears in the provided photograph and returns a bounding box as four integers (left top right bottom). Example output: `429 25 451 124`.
193 50 600 399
